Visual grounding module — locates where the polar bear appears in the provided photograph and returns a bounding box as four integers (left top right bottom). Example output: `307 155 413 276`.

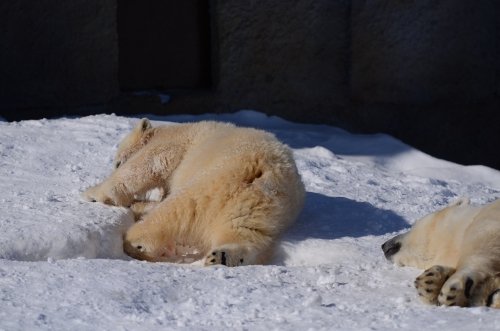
83 119 305 266
382 198 500 308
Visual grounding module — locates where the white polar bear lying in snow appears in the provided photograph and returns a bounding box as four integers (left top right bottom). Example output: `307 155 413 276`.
83 119 305 266
382 198 500 308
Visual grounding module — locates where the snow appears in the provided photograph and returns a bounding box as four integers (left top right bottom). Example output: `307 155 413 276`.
1 110 499 330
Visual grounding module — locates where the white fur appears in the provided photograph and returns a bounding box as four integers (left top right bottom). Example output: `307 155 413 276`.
83 119 305 266
383 198 500 308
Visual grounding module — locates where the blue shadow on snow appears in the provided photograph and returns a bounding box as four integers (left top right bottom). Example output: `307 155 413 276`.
286 192 410 240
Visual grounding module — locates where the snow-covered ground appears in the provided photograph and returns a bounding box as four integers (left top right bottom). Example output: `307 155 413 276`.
0 110 499 330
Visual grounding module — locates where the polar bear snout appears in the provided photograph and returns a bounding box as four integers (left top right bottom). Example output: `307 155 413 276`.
382 236 402 260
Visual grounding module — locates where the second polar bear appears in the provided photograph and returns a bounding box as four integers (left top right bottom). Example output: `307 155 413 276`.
382 198 500 308
83 119 305 266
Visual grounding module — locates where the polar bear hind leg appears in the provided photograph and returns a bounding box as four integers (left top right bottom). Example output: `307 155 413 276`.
205 244 255 267
203 226 274 267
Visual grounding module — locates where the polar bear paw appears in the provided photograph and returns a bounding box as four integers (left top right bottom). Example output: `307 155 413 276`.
204 244 250 267
437 279 471 307
82 185 113 205
486 289 500 308
437 270 488 307
82 183 133 207
415 265 455 305
417 267 500 308
467 275 500 307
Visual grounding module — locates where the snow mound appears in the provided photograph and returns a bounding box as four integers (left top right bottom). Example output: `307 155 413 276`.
0 116 134 260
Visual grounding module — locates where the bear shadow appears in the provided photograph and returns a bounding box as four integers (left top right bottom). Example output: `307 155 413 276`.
284 192 410 240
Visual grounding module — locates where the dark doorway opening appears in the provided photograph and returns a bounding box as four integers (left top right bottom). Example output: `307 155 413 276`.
117 0 211 91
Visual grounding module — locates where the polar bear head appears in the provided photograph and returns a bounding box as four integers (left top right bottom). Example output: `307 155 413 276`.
381 198 472 269
114 118 153 170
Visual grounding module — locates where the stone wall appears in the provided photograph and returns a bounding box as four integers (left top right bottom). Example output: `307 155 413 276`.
352 0 498 105
349 0 500 167
212 0 350 123
0 0 118 111
211 0 500 168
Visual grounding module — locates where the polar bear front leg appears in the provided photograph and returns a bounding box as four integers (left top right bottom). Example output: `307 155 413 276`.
415 265 456 305
129 201 160 220
83 178 135 207
83 147 169 206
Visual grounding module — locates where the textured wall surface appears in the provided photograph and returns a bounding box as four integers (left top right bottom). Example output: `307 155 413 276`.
213 0 350 123
349 0 500 167
210 0 499 168
0 0 118 110
352 0 498 105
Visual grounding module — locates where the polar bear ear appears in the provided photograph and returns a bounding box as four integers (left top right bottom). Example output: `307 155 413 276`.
135 118 152 132
451 197 470 207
